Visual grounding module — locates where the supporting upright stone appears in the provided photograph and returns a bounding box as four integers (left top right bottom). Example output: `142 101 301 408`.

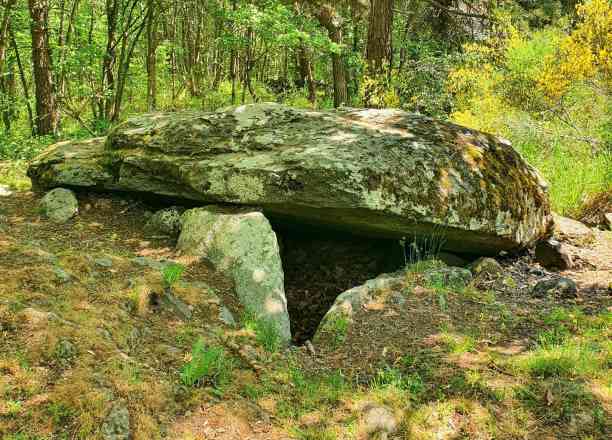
177 206 291 344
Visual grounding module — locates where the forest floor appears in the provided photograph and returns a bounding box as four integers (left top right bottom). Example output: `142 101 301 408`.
0 182 611 439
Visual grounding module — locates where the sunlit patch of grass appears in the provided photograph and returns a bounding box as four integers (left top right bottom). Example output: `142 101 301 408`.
437 331 477 354
512 309 611 380
406 398 495 440
242 311 283 353
515 340 607 379
274 367 348 420
291 426 338 440
515 379 607 434
0 160 31 191
180 339 234 389
518 142 611 215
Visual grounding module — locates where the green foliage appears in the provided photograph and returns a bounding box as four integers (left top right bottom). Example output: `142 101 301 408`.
394 40 456 118
161 263 185 288
180 339 233 388
449 13 611 214
0 134 51 161
242 311 282 352
370 365 425 396
318 313 349 347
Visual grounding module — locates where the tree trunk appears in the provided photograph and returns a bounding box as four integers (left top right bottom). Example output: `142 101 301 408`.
366 0 394 73
317 5 348 107
11 27 35 135
27 0 60 135
146 0 158 111
101 0 118 121
0 0 16 132
298 47 316 104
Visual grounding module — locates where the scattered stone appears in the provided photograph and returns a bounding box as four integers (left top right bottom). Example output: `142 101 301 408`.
553 214 595 247
605 213 612 230
178 206 290 343
532 276 578 298
28 103 553 255
535 239 573 270
161 289 192 320
305 340 316 357
0 184 12 197
361 403 399 440
389 292 407 306
54 339 78 363
219 306 236 326
144 206 184 237
470 257 504 278
314 271 405 343
101 402 130 440
436 252 469 267
40 188 78 223
131 256 168 270
53 266 73 283
424 266 473 287
95 257 113 268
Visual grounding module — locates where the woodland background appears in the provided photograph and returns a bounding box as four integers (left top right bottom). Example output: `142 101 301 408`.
0 0 610 214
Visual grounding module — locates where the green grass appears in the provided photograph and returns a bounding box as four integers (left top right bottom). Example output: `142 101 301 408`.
0 161 31 190
512 309 611 379
517 141 611 215
242 311 283 353
161 263 185 288
180 339 233 388
317 313 350 347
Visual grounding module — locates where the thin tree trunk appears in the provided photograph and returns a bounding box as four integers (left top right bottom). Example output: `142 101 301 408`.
0 0 16 132
10 27 35 135
298 47 316 104
57 0 80 98
146 0 158 111
317 5 348 107
28 0 60 135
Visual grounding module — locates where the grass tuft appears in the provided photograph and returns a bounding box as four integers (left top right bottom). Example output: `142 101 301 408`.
180 339 233 388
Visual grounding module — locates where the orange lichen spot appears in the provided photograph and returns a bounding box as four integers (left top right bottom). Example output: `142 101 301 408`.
438 169 452 201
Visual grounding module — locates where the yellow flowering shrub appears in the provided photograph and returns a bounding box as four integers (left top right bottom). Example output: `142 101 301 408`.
540 0 612 101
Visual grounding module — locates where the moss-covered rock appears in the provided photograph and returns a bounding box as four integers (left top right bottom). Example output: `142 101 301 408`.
177 206 290 343
40 188 78 223
28 103 553 254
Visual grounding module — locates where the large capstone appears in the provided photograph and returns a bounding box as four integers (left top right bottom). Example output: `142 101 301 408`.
177 206 290 343
28 103 553 254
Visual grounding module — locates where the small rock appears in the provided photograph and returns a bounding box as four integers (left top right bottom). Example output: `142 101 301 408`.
535 239 573 270
131 256 164 270
40 188 79 223
424 266 472 288
101 402 130 440
219 306 236 326
389 292 406 306
161 290 192 320
54 339 78 362
145 206 184 237
0 185 12 197
305 340 316 356
362 403 399 439
470 257 504 278
532 276 578 298
605 213 612 230
95 257 113 268
553 214 595 247
53 266 73 283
